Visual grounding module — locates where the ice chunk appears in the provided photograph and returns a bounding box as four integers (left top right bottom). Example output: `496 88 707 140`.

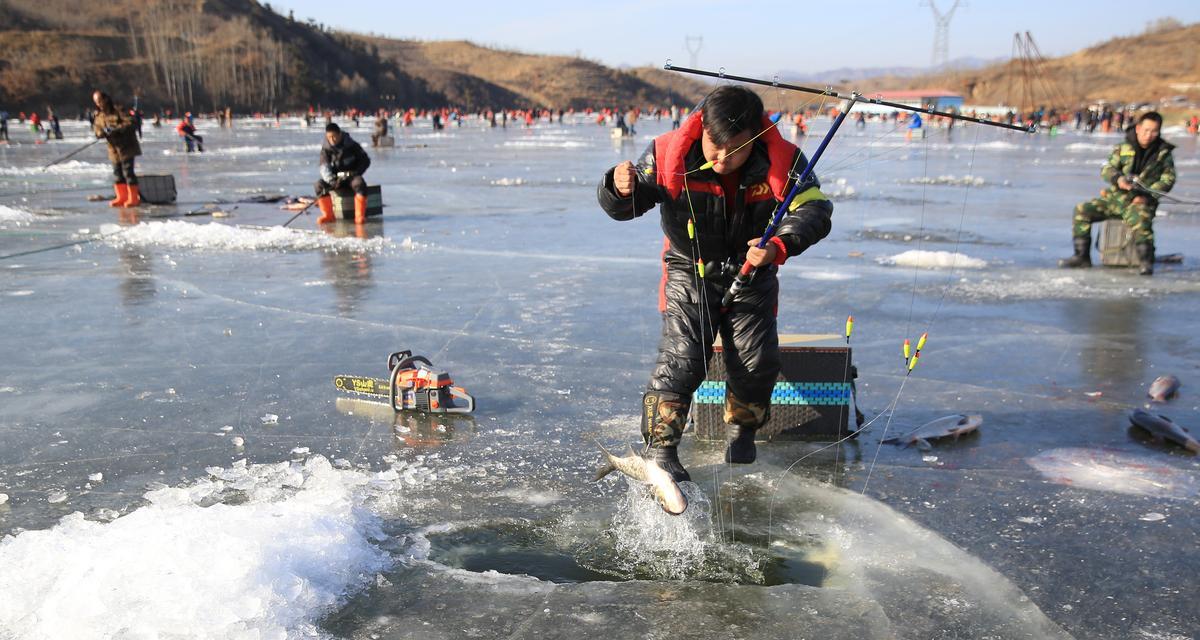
0 456 392 638
103 220 394 253
879 250 987 269
0 205 36 225
1028 448 1199 499
260 414 279 425
0 160 108 176
88 473 103 483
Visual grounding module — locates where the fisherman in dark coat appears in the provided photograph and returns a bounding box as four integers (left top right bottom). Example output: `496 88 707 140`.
92 90 142 208
314 123 371 224
596 86 833 481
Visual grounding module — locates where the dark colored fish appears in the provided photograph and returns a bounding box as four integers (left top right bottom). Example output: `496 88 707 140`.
1128 409 1200 454
1147 375 1181 402
883 414 983 450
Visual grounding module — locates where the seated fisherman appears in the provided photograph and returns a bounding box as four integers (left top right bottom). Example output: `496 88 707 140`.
314 123 372 225
1060 111 1176 275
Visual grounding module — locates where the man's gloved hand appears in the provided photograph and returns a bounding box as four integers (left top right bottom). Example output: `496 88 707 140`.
1117 175 1134 191
320 166 334 184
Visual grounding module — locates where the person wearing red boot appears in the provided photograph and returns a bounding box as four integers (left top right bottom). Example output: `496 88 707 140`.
92 90 142 207
313 123 371 224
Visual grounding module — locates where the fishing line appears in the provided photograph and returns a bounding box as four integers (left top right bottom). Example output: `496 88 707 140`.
925 122 983 328
765 378 907 544
861 122 985 497
672 96 812 540
680 173 728 542
860 119 935 496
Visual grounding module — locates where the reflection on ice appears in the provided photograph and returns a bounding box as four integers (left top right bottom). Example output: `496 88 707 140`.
950 270 1200 301
1027 447 1199 499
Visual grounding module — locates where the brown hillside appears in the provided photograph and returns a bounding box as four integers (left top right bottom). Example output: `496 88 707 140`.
867 22 1200 108
361 38 710 110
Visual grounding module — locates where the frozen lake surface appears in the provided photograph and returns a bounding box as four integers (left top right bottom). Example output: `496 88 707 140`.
1 113 1199 639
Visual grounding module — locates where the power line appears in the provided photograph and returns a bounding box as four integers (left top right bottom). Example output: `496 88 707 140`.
684 36 703 70
923 0 964 68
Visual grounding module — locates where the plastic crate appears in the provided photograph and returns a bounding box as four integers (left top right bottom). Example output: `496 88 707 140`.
1098 220 1137 267
331 184 383 220
138 174 176 204
692 336 859 442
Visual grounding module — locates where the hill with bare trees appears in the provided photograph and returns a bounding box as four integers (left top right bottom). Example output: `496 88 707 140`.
0 0 709 114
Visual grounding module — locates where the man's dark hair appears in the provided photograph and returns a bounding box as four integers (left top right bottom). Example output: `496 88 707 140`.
1137 111 1162 126
93 90 113 111
701 85 764 145
325 122 341 134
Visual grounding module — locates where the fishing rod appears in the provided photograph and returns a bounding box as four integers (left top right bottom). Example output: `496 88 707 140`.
0 227 126 261
721 95 858 308
664 63 1036 133
1132 177 1200 206
281 198 319 228
41 138 103 171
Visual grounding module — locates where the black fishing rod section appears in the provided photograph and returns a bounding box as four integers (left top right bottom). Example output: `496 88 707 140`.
664 63 1036 134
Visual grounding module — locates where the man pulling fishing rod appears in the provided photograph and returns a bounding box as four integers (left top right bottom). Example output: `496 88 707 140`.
595 85 836 508
593 65 1032 514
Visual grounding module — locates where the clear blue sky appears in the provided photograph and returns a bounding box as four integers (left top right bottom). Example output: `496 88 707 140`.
267 0 1199 75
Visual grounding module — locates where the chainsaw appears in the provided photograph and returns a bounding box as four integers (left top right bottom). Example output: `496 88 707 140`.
333 350 475 414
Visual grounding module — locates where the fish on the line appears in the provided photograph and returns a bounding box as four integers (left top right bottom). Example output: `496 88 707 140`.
1128 408 1200 454
883 414 983 450
593 441 687 515
1147 375 1180 402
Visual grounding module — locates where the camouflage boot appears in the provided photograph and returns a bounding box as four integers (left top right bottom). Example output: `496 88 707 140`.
1059 236 1092 268
1136 243 1154 276
641 392 691 483
724 393 770 464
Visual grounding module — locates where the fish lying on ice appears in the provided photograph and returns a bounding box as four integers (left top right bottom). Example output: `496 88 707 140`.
1128 408 1200 454
883 414 983 450
1147 375 1181 402
593 442 687 515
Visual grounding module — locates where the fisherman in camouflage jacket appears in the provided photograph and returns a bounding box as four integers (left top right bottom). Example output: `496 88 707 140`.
1061 111 1176 275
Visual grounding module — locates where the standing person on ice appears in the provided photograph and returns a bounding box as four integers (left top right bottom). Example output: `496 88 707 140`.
313 123 372 225
92 90 142 208
596 85 833 483
1060 111 1176 276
